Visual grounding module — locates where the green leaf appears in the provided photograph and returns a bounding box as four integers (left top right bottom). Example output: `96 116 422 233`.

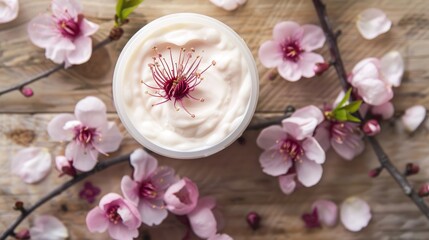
334 109 348 121
116 0 124 19
346 112 361 123
116 0 144 25
335 88 352 110
343 100 362 113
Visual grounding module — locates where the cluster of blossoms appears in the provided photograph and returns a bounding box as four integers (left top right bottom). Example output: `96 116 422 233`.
86 148 231 240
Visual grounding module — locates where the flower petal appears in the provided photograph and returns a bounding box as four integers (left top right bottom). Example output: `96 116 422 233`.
208 233 233 240
164 178 199 215
47 114 76 141
138 201 168 226
302 137 325 164
99 193 122 210
340 197 371 232
27 15 61 48
151 166 177 190
312 199 338 227
108 224 139 240
273 21 302 42
30 215 68 240
256 125 285 150
120 175 140 205
314 122 331 151
66 142 98 171
380 51 404 87
209 0 246 11
299 52 324 78
301 24 326 51
330 129 365 161
0 0 19 23
350 58 380 85
259 147 292 176
401 105 426 132
11 147 52 184
45 38 75 64
278 60 302 82
296 157 323 187
66 36 93 65
51 0 82 19
258 40 283 68
282 117 318 140
74 96 108 129
356 8 392 40
278 174 296 195
292 105 324 124
354 77 393 106
371 101 394 120
130 148 158 181
188 202 217 239
93 122 123 153
80 18 99 36
86 207 109 233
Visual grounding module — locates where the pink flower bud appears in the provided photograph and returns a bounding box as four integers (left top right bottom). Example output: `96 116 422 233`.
164 178 199 215
246 211 261 230
314 62 330 76
14 201 24 211
20 87 34 97
405 163 420 176
368 167 382 178
15 229 30 240
362 119 381 136
418 183 429 197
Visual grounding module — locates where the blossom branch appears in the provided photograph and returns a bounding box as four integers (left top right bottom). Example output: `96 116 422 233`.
312 0 429 220
0 153 130 240
0 37 113 97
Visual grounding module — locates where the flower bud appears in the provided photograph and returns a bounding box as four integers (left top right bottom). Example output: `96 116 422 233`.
314 62 330 76
13 201 24 211
368 167 382 178
15 229 30 240
362 119 381 136
164 178 199 215
20 87 33 97
405 163 419 176
418 183 429 197
246 211 261 230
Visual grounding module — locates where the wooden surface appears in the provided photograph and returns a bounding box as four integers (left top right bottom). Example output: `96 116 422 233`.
1 0 429 239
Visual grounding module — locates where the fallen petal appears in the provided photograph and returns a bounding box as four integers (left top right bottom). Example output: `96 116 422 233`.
356 8 392 40
380 51 404 87
11 147 52 184
0 0 19 23
340 197 372 232
29 215 69 240
209 0 247 11
401 105 426 132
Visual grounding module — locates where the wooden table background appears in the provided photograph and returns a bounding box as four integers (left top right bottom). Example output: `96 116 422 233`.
1 0 429 239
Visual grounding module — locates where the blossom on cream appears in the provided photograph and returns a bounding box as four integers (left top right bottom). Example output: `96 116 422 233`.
164 177 199 215
257 106 325 193
11 147 52 184
0 0 19 23
121 148 177 226
27 0 99 67
209 0 246 11
47 96 123 172
340 197 371 232
401 105 426 132
29 215 69 240
86 193 141 240
258 21 326 81
356 8 391 40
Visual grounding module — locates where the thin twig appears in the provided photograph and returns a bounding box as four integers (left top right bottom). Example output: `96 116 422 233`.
0 37 112 97
312 0 429 220
0 153 130 240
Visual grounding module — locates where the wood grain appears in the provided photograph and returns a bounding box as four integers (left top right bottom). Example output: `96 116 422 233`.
1 0 429 239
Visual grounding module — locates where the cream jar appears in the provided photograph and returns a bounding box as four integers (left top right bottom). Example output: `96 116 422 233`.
113 13 259 159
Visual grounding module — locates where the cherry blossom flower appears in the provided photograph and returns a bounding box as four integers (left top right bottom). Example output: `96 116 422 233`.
258 21 326 81
0 0 19 23
47 96 123 172
55 156 76 177
356 8 391 40
257 105 326 193
209 0 246 11
79 181 101 204
401 105 426 132
349 51 404 106
29 215 69 240
121 148 176 226
86 193 141 240
27 0 99 67
340 197 371 232
311 199 338 227
11 147 52 184
164 177 199 215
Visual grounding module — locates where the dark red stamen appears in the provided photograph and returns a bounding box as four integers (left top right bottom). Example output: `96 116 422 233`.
140 181 157 199
106 205 122 224
281 41 303 62
279 138 304 161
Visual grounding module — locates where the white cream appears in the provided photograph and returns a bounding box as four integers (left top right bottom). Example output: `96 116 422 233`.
114 14 258 158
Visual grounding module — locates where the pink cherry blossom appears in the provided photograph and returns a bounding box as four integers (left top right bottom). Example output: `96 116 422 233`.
121 148 177 226
257 105 325 192
29 215 69 240
11 147 52 184
349 51 403 106
209 0 246 11
47 96 123 172
55 155 77 177
208 233 233 240
258 21 326 81
340 197 371 232
164 177 199 215
356 8 391 40
401 105 426 132
188 197 218 239
312 199 338 227
86 193 141 240
0 0 19 23
27 0 99 67
371 101 394 120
